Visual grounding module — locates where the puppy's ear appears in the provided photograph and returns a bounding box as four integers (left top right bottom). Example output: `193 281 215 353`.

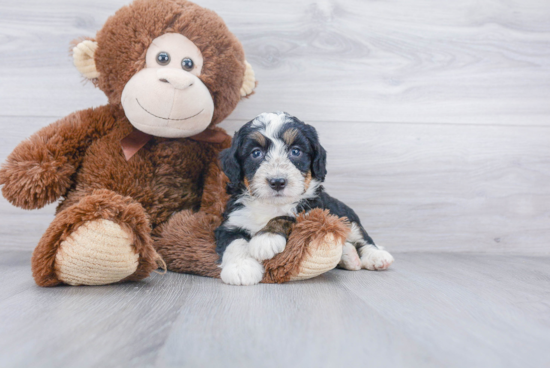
303 124 327 182
220 133 243 190
311 143 327 182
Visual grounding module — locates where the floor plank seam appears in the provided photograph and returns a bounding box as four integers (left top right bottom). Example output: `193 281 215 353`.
2 115 550 129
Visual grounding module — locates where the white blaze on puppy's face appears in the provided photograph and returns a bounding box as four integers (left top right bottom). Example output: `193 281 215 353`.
121 33 214 138
220 112 322 235
248 113 310 205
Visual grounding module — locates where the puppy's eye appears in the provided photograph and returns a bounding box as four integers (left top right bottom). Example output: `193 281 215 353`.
251 149 263 159
290 148 301 157
181 58 194 71
156 52 171 65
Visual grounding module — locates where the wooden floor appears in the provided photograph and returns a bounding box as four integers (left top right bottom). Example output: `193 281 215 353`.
1 0 550 367
0 251 548 368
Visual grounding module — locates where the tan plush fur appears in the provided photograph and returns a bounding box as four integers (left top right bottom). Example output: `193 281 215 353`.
289 233 343 281
93 0 246 127
55 219 139 285
30 188 160 286
0 0 349 286
262 209 351 283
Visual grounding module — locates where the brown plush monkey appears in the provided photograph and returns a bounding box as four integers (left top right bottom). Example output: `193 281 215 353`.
0 0 349 286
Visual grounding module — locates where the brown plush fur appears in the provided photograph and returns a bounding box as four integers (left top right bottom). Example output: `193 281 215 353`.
155 208 350 283
196 137 231 217
0 105 117 210
0 0 349 286
94 0 245 127
0 0 243 286
32 189 158 287
153 210 222 278
257 216 296 238
262 209 350 283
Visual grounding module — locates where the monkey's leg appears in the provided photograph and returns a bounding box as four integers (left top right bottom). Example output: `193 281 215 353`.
32 189 160 287
153 210 222 278
262 208 350 283
155 208 349 283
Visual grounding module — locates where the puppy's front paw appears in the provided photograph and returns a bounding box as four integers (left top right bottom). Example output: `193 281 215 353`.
360 247 394 271
249 233 287 261
220 258 264 286
220 239 265 285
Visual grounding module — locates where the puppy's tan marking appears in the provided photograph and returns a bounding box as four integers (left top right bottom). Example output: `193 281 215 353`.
244 178 250 189
282 128 299 146
303 171 312 193
248 131 266 147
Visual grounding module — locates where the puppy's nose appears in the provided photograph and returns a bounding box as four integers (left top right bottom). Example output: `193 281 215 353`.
268 178 287 191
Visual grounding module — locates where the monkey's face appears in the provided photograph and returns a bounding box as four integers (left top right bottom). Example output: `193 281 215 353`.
72 0 256 134
120 33 214 138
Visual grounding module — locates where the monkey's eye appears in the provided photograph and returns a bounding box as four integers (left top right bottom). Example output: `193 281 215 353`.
156 52 171 65
251 149 263 159
290 148 302 157
181 58 194 71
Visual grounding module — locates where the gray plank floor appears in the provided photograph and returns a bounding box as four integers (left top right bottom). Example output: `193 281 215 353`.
1 1 550 367
0 251 548 368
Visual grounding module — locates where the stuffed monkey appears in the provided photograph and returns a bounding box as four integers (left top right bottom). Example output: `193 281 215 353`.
0 0 349 286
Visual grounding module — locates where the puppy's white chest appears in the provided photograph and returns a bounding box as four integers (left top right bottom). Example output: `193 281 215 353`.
226 201 295 234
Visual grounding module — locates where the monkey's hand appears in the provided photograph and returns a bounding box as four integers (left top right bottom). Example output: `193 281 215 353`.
0 150 76 210
0 106 116 210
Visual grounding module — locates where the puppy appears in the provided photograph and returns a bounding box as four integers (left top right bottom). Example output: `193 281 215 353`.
215 112 394 285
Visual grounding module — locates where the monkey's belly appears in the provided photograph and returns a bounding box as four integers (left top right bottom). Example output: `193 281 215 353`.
59 135 208 226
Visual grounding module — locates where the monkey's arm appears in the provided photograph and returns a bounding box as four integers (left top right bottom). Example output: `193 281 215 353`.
198 131 232 217
0 105 116 209
153 132 232 278
256 216 296 240
262 209 351 283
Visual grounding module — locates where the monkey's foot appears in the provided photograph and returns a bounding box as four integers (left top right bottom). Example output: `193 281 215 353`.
32 189 160 287
55 219 139 286
289 232 343 281
261 209 350 283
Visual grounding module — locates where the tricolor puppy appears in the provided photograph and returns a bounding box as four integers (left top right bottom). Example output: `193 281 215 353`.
215 112 394 285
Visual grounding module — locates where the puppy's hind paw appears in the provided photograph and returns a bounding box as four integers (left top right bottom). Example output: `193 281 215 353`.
338 242 362 271
361 248 394 271
249 232 287 261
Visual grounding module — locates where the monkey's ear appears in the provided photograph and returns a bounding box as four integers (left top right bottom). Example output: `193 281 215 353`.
240 61 256 98
72 39 100 79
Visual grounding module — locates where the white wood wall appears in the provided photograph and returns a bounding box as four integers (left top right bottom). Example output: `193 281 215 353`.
1 0 549 254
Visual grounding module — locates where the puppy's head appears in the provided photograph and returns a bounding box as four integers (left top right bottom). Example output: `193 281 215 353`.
220 112 327 204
